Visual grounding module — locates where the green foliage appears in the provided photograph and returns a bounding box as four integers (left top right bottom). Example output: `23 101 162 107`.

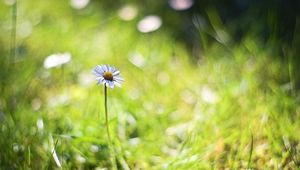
0 1 299 169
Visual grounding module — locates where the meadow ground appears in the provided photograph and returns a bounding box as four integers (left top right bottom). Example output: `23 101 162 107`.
0 1 299 169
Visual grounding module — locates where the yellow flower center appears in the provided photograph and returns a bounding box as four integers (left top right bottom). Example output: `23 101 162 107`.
103 71 113 81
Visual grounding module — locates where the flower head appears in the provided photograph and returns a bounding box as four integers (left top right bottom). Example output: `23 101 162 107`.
93 65 124 88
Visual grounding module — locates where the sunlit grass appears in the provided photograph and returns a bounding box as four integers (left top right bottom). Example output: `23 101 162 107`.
0 1 299 169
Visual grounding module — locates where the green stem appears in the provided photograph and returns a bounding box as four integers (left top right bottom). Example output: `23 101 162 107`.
9 0 17 123
104 85 117 170
247 133 254 169
11 1 17 63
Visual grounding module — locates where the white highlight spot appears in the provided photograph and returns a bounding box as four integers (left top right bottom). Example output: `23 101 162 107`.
43 52 71 69
78 71 94 87
128 137 140 146
90 145 99 153
48 93 69 107
201 86 218 104
31 98 41 111
4 0 16 6
128 52 145 68
157 72 170 85
76 155 86 163
137 15 162 33
70 0 90 9
181 90 196 105
13 143 19 152
18 20 32 38
168 0 193 11
118 5 138 21
37 118 44 131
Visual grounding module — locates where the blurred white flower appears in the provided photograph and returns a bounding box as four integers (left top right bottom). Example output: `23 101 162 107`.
128 137 140 146
13 143 20 152
18 20 32 38
128 89 141 100
36 118 44 131
157 72 170 85
126 114 137 126
31 98 41 111
70 0 89 9
76 154 86 163
48 93 69 107
162 146 178 156
128 52 145 68
201 86 218 104
137 15 162 33
255 143 269 156
43 52 71 69
181 90 196 104
168 0 193 11
118 5 138 21
78 71 94 87
166 122 190 140
90 145 99 153
4 0 16 6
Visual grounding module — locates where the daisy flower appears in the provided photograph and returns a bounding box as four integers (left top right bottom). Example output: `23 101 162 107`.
93 65 124 88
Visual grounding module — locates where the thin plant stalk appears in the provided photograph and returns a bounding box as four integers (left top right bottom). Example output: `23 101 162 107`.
9 0 17 121
247 133 254 169
104 85 117 170
10 1 17 63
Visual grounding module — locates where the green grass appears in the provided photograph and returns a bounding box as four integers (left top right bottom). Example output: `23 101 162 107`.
0 1 299 169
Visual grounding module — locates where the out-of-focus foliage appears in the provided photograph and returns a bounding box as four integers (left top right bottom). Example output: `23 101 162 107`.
0 0 299 169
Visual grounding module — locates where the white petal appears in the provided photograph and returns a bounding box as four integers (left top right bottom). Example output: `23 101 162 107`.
102 80 107 86
97 78 104 85
104 65 110 72
111 66 116 72
114 76 124 82
96 77 104 82
108 81 115 88
96 76 103 80
114 81 122 87
93 71 100 76
107 66 112 72
113 70 120 76
99 65 104 72
98 65 105 72
98 67 105 74
93 67 103 76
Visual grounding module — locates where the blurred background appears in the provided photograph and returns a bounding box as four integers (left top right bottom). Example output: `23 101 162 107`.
0 0 300 169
